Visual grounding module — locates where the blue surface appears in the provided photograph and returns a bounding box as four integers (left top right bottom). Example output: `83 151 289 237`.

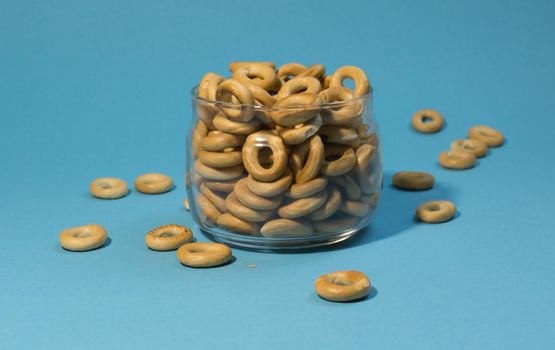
1 0 554 348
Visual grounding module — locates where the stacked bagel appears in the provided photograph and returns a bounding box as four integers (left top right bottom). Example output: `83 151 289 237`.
191 62 382 238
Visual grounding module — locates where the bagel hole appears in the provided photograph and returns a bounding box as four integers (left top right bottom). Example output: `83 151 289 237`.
327 276 352 286
247 73 263 80
462 143 475 151
258 147 274 168
73 231 91 238
159 231 176 238
283 75 295 82
479 130 492 136
100 183 112 189
421 116 433 123
427 204 441 212
341 77 355 90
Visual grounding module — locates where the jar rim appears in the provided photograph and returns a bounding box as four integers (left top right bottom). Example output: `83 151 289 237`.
191 85 372 111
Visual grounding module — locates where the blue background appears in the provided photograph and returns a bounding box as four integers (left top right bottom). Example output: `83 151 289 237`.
1 0 554 348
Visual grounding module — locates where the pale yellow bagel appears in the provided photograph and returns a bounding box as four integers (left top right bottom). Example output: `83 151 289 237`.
198 149 243 168
246 168 293 197
416 200 456 223
199 183 228 213
276 76 322 99
225 192 274 222
278 190 328 219
134 173 173 194
319 125 360 148
467 125 504 147
451 139 488 158
90 177 129 199
234 178 283 210
260 218 314 237
277 62 307 82
308 185 343 221
201 131 246 151
411 109 444 133
145 224 193 251
242 131 288 182
59 224 107 252
329 175 361 200
289 135 325 184
275 114 322 145
216 213 261 236
314 270 371 302
196 193 222 224
177 242 232 268
438 150 476 170
285 177 328 199
329 66 371 96
320 145 356 176
215 79 255 121
195 159 245 181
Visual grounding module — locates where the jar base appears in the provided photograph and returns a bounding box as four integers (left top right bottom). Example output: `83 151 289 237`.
199 222 369 252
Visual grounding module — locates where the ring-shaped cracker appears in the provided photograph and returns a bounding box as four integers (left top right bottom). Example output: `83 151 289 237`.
145 224 193 251
199 182 228 213
339 199 370 217
195 159 244 180
285 177 328 199
260 218 313 237
276 76 322 99
177 242 232 268
278 190 328 219
242 131 288 182
276 114 322 145
212 112 262 134
438 150 476 170
320 145 357 176
232 63 277 91
329 174 361 200
225 192 274 222
308 185 342 221
416 200 456 223
314 270 371 302
59 224 108 252
246 168 293 197
467 125 504 147
319 87 363 125
319 125 360 148
289 135 325 184
277 63 307 82
216 213 261 235
234 178 283 210
412 109 444 133
215 79 255 121
198 149 243 168
90 178 129 199
451 139 488 158
330 65 371 96
271 93 322 127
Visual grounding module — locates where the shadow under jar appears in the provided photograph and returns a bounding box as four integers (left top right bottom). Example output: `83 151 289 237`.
187 86 382 251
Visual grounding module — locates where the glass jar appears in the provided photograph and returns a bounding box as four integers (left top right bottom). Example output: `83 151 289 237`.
186 87 382 250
